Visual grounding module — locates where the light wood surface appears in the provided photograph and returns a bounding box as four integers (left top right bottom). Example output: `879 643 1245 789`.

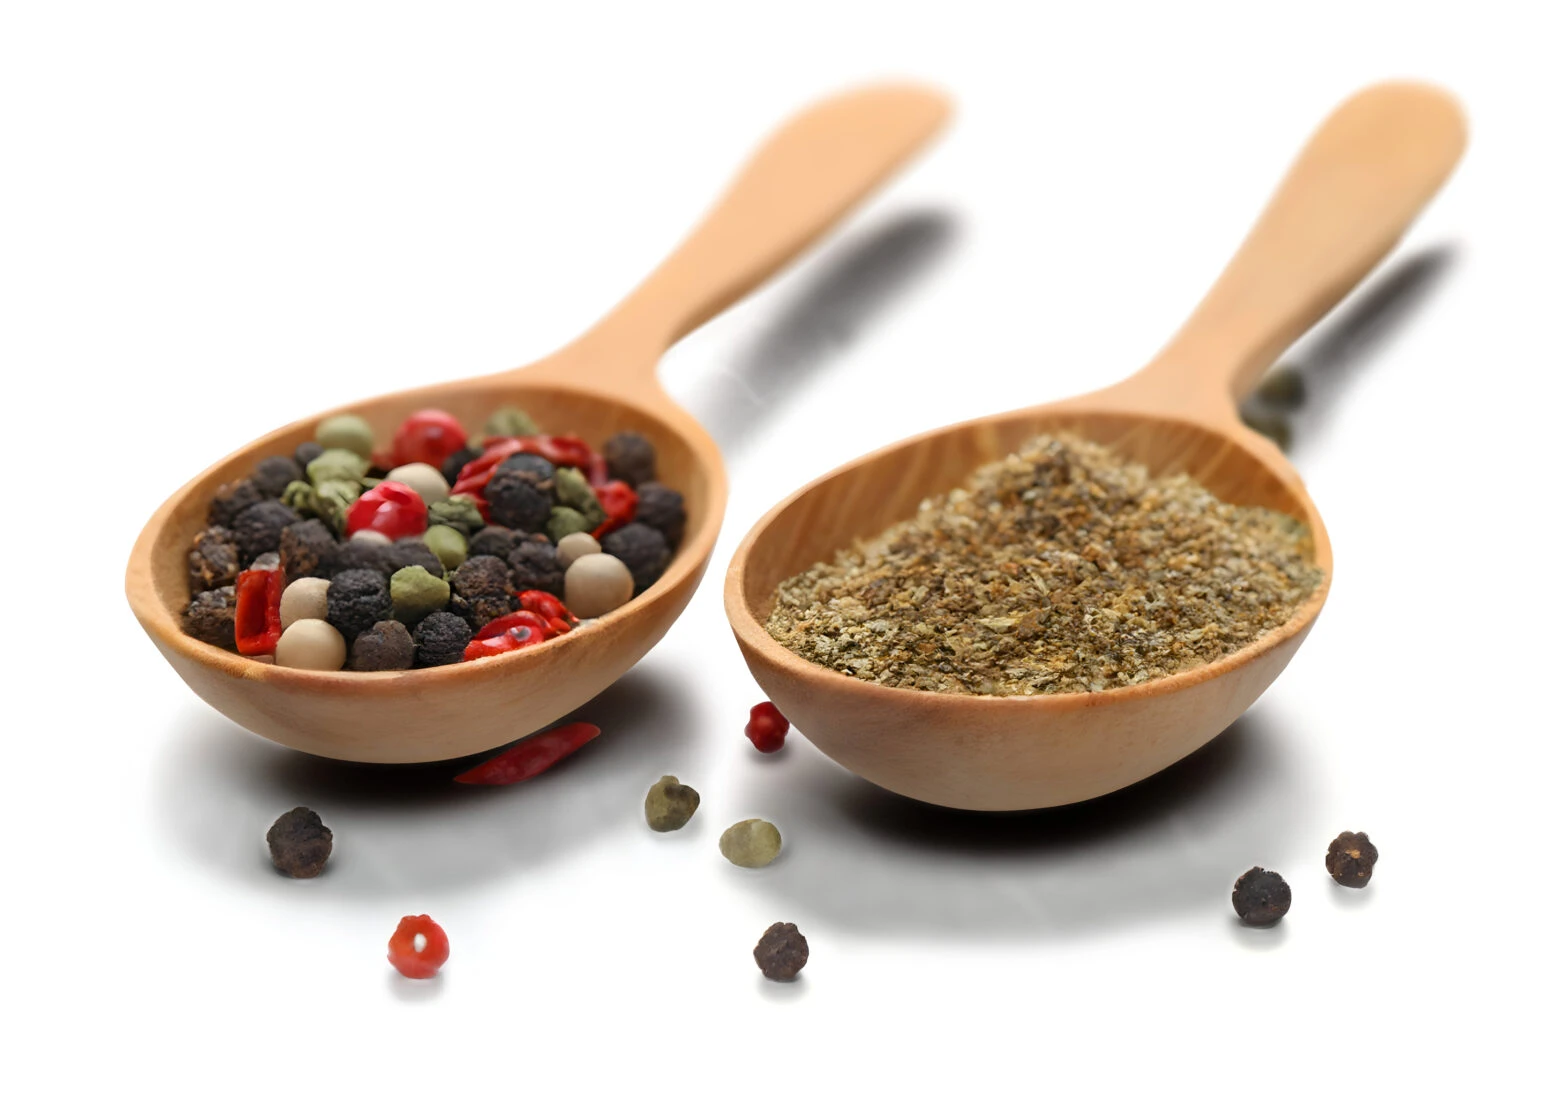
725 82 1466 810
124 84 951 764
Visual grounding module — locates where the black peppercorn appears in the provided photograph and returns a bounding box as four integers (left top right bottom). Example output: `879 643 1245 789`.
208 479 264 527
326 568 393 641
252 455 305 498
449 555 514 630
603 431 656 487
468 525 520 561
634 482 686 548
508 537 564 596
278 518 338 579
413 611 471 667
182 585 238 649
485 467 553 532
294 440 325 470
1232 866 1292 926
440 445 481 487
188 526 242 593
753 922 808 981
232 500 301 564
266 807 333 878
499 452 556 488
1325 831 1378 888
601 523 670 591
348 619 417 671
328 538 399 577
391 537 445 578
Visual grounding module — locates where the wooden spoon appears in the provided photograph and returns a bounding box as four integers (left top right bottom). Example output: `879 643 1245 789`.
726 82 1465 810
125 84 951 764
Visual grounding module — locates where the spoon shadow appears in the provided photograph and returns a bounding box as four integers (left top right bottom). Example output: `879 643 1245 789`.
735 709 1315 941
692 209 958 455
152 664 701 899
1243 243 1459 452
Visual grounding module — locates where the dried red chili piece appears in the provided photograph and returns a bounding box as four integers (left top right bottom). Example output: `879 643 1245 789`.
463 624 546 660
387 914 450 979
544 616 572 635
516 589 575 625
452 722 601 785
234 567 284 655
591 480 638 538
586 453 611 488
472 609 551 640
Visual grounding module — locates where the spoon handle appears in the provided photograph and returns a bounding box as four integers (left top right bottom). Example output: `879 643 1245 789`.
569 83 950 376
1140 82 1466 410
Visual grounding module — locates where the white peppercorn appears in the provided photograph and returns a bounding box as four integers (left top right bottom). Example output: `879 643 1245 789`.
279 577 331 630
385 463 450 505
274 619 348 670
555 531 601 569
564 553 634 618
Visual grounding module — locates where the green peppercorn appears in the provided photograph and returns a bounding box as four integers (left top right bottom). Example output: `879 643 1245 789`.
423 524 468 570
426 495 486 537
389 565 451 625
281 479 319 517
545 506 591 544
485 406 539 438
720 818 782 868
645 775 700 832
314 479 363 534
554 467 607 528
307 447 370 488
315 413 375 459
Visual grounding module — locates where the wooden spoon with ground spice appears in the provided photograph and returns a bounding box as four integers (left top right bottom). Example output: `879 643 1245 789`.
726 82 1465 810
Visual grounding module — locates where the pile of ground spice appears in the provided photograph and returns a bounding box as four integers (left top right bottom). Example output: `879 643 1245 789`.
766 433 1322 695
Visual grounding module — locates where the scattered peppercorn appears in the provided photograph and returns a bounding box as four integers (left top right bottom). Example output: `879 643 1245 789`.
390 565 451 624
644 775 700 832
753 922 808 982
187 526 242 593
427 495 485 537
266 807 333 878
508 537 564 596
602 523 670 591
252 455 305 498
232 500 301 563
294 440 325 470
278 518 337 579
208 479 264 527
423 524 469 570
745 701 790 753
485 405 539 438
634 482 686 549
1232 866 1292 926
603 431 656 488
413 611 472 667
388 914 451 979
468 525 520 561
1325 831 1378 889
326 568 392 642
182 585 238 649
720 819 782 868
449 555 514 630
348 619 417 671
486 467 553 531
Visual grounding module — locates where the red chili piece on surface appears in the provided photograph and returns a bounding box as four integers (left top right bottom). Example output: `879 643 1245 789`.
387 914 450 979
233 568 284 655
590 480 638 538
392 409 468 469
452 722 602 785
346 481 428 540
745 701 790 753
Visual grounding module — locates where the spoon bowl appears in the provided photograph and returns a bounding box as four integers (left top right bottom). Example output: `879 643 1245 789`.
727 82 1465 810
126 84 950 763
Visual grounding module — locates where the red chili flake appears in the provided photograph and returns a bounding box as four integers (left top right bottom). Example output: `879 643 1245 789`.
590 480 638 538
233 568 284 656
463 609 552 660
745 701 790 754
346 481 428 540
545 616 572 635
387 914 450 979
516 589 575 625
586 453 611 488
453 722 602 785
392 409 468 469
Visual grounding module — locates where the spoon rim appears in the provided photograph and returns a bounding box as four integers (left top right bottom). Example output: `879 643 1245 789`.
724 401 1332 713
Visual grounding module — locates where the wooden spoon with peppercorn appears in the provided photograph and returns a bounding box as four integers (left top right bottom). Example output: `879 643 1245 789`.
125 83 950 763
726 81 1465 810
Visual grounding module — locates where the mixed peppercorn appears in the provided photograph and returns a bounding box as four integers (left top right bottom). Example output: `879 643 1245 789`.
181 405 686 671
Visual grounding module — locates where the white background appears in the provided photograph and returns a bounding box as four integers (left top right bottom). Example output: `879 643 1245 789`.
4 2 1546 1096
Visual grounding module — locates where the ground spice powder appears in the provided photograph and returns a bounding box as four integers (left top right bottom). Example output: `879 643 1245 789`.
766 434 1322 695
